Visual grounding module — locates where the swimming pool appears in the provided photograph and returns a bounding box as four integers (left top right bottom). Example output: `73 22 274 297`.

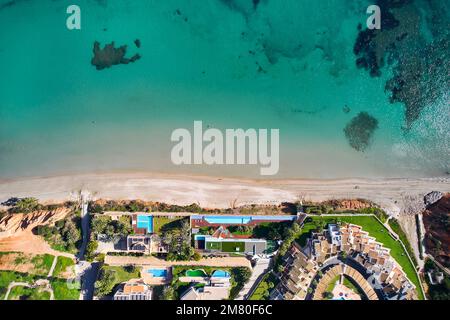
211 270 230 278
204 216 251 225
137 215 153 233
194 215 297 225
147 268 167 277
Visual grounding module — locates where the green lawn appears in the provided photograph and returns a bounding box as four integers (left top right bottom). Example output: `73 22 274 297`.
388 218 418 267
31 254 54 276
96 265 141 296
221 241 245 253
8 285 51 300
0 271 37 300
103 265 141 283
0 269 80 300
298 215 424 300
0 252 55 276
296 222 320 247
51 278 81 300
249 279 270 300
153 216 187 233
249 272 279 300
52 256 75 278
325 275 340 293
206 241 222 250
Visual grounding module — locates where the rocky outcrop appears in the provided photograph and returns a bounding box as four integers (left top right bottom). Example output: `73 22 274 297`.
424 191 444 207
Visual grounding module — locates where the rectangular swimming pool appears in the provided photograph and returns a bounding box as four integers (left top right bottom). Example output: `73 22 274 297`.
204 216 251 224
137 215 153 233
147 268 167 278
211 270 230 278
194 215 297 225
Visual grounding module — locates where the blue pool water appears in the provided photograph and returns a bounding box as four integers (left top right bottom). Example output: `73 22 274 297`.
252 216 296 221
194 215 296 225
211 270 230 278
148 269 167 278
137 215 153 233
205 216 251 225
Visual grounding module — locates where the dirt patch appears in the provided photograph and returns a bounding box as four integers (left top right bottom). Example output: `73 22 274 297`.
0 230 73 258
0 252 53 276
58 268 75 279
0 252 36 273
321 199 373 211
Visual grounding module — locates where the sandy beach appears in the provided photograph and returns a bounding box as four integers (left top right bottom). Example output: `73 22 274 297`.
0 172 449 216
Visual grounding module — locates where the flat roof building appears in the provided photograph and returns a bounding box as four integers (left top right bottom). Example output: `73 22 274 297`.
113 280 152 300
196 234 267 255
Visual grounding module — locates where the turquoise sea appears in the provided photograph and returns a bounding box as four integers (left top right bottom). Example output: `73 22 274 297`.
0 0 448 179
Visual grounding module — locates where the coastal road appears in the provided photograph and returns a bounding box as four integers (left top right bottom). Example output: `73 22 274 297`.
75 192 99 300
47 255 58 278
77 195 90 261
79 261 100 300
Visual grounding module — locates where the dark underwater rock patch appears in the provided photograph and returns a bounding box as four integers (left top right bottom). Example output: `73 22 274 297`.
343 105 351 114
353 0 449 128
91 41 141 70
385 37 450 128
344 112 379 152
0 0 15 11
353 0 407 77
220 0 262 15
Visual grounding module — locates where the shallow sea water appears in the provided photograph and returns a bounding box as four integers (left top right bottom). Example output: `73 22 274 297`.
0 0 448 179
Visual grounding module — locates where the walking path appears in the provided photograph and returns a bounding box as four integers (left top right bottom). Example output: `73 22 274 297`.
427 255 450 276
79 261 100 300
4 280 54 300
75 193 98 300
236 257 271 300
47 255 58 278
4 282 30 300
4 253 60 300
77 195 90 261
